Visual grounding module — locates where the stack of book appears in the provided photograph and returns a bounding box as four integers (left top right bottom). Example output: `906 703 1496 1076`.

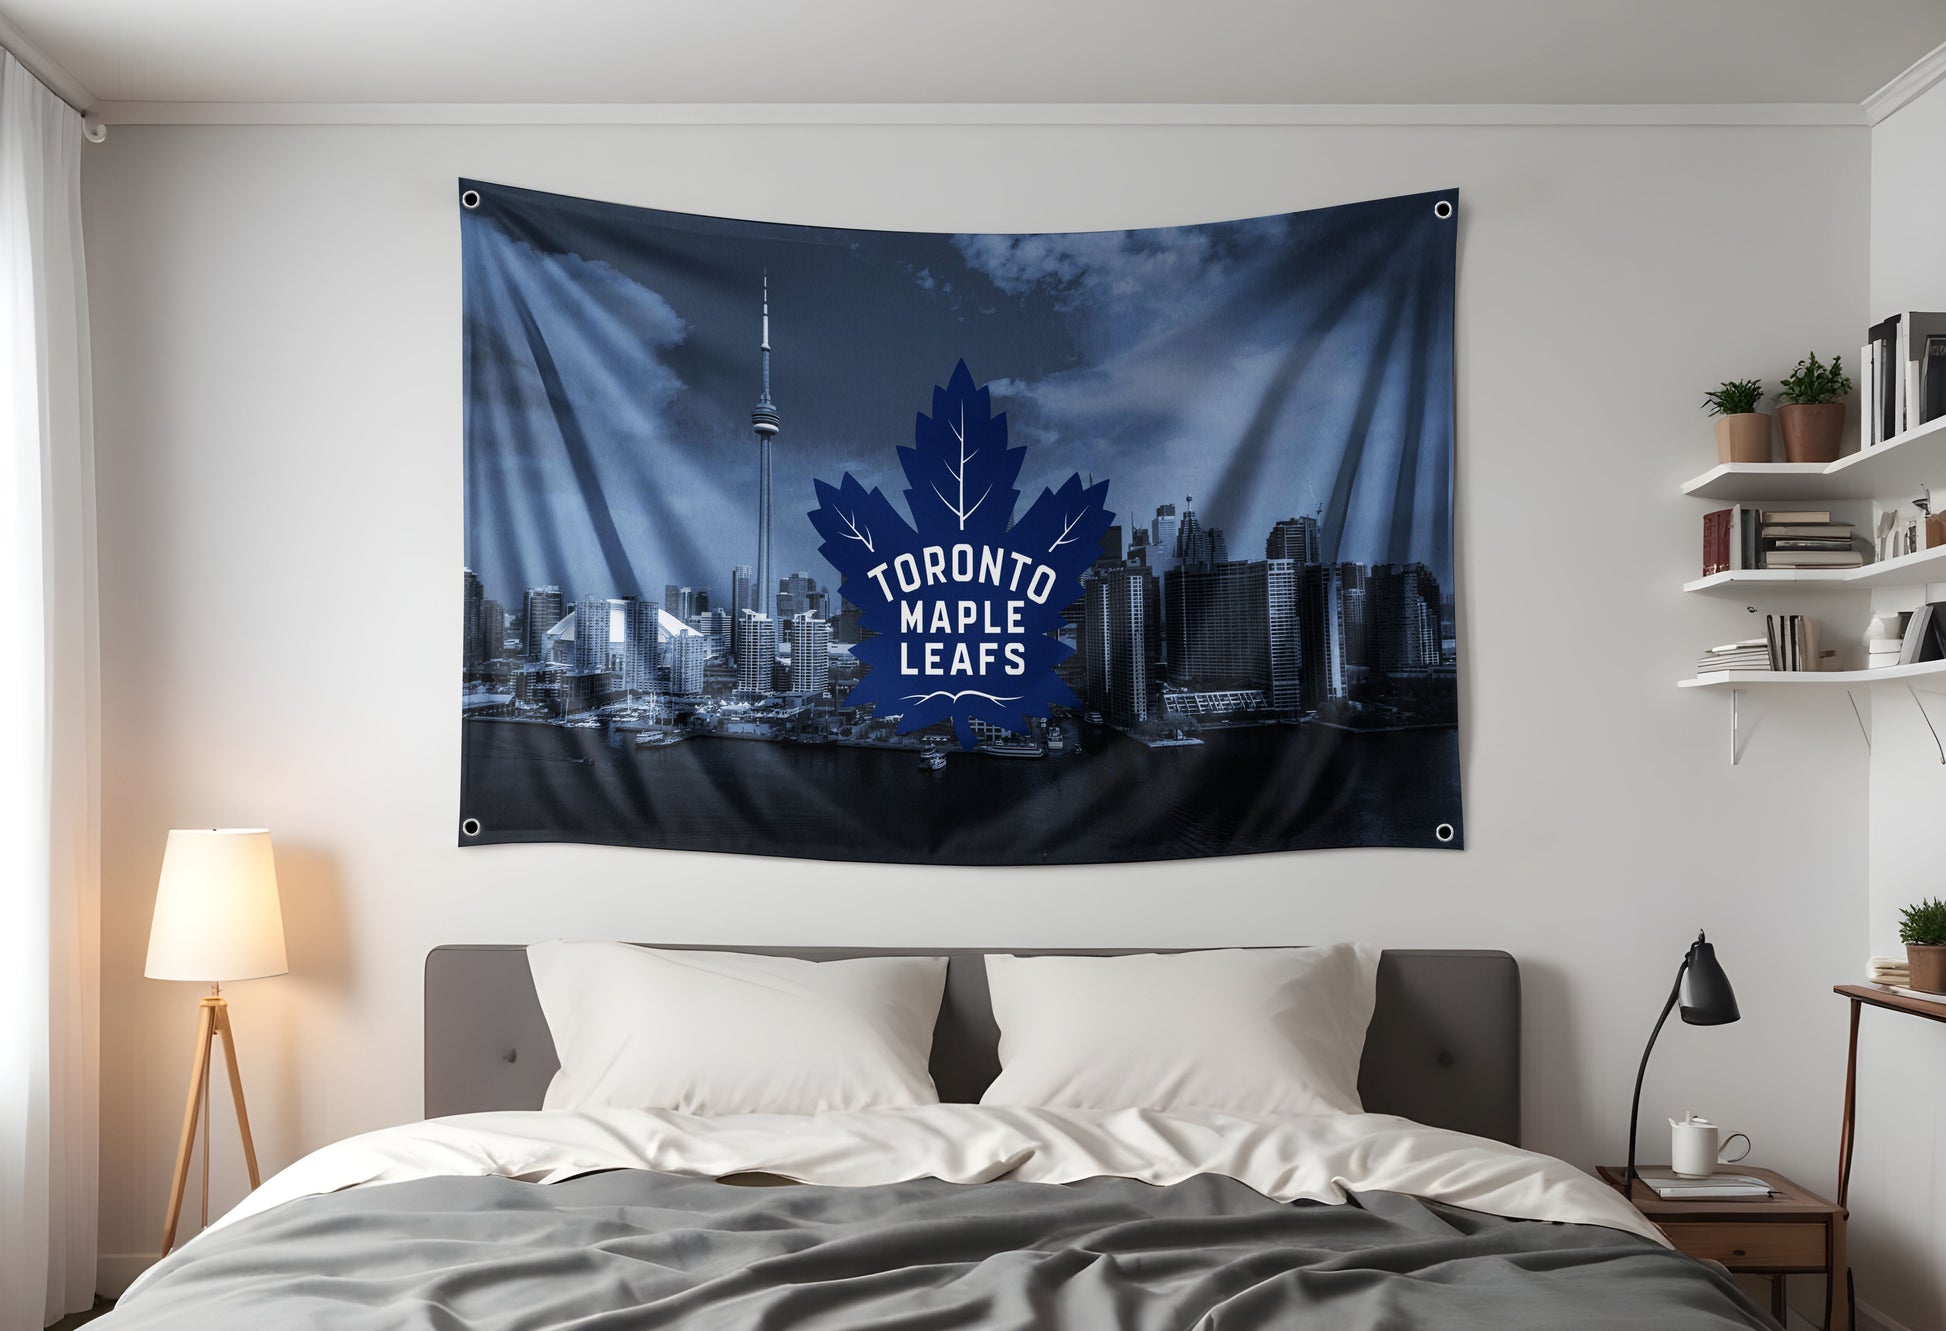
1897 603 1946 664
1870 613 1910 669
1702 508 1865 573
1761 511 1862 569
1864 311 1946 447
1696 640 1772 675
1636 1169 1776 1200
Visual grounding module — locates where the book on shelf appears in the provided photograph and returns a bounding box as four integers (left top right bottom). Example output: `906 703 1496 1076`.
1765 551 1864 568
1760 522 1852 538
1763 613 1827 671
1899 603 1946 664
1701 506 1769 574
1866 310 1946 443
1764 510 1831 524
1871 982 1946 1007
1635 1168 1777 1200
1696 639 1771 674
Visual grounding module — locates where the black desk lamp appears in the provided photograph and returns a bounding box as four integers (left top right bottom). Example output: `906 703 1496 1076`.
1625 931 1740 1189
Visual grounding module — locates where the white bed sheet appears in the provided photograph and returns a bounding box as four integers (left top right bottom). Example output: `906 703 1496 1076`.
133 1103 1662 1297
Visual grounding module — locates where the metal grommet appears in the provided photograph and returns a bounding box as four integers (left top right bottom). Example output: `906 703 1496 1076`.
461 189 481 210
1433 199 1454 220
461 817 483 837
1434 822 1455 843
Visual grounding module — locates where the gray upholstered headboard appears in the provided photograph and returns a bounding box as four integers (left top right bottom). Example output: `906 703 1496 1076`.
424 946 1521 1145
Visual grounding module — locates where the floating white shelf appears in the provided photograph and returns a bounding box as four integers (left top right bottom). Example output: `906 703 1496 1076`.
1682 543 1946 595
1680 415 1946 501
1678 659 1946 689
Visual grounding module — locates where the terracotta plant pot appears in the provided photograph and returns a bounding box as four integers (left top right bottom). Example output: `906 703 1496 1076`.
1908 944 1946 995
1778 402 1847 464
1713 413 1773 463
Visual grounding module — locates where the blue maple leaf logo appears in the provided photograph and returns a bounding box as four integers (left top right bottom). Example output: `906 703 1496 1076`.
809 360 1114 750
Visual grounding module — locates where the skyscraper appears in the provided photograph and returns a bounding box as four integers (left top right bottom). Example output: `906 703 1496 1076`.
480 599 507 660
670 629 706 697
787 613 831 693
1150 503 1180 569
1366 563 1442 675
1083 568 1151 727
522 586 563 663
622 596 662 694
462 568 485 669
573 594 612 676
1295 563 1347 707
1162 558 1300 709
1266 516 1322 564
778 571 819 619
751 275 781 624
662 584 696 622
738 612 777 697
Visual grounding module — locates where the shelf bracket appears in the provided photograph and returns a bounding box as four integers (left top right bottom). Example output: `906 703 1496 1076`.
1845 689 1871 751
1907 684 1946 765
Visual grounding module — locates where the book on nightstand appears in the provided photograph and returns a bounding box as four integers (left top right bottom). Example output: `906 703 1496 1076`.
1635 1169 1778 1200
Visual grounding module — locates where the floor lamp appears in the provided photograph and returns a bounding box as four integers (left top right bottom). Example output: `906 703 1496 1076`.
144 828 288 1256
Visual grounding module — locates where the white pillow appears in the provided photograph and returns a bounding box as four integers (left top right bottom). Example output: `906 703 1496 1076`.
527 942 947 1115
979 945 1381 1116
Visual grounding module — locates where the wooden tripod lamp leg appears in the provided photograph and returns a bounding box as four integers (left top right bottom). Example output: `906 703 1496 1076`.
211 1001 262 1189
160 1000 216 1257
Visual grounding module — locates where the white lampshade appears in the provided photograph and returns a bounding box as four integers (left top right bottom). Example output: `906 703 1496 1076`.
145 829 289 982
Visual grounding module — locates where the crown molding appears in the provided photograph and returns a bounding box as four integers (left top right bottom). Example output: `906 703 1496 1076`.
90 100 1870 129
0 12 95 114
1863 38 1946 125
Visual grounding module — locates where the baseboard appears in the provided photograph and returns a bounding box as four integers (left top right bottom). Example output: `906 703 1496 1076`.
95 1254 155 1300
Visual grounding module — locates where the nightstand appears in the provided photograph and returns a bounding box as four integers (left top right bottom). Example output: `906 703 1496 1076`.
1597 1166 1847 1331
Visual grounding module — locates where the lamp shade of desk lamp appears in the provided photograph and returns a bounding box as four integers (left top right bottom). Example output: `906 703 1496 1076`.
145 829 287 1256
1624 931 1741 1190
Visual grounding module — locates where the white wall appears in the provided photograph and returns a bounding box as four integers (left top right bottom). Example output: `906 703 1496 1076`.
81 119 1872 1287
1860 76 1946 1331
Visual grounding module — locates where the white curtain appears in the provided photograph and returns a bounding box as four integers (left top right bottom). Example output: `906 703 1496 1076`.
0 49 100 1331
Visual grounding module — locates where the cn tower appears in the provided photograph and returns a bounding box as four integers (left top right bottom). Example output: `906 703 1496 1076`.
751 273 781 623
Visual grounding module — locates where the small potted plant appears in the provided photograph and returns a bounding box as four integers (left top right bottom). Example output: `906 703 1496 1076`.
1776 352 1853 464
1900 896 1946 993
1704 379 1770 463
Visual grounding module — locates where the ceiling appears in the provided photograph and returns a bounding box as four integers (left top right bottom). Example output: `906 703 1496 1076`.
6 0 1944 108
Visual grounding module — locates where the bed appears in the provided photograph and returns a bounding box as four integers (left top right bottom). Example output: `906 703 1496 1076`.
100 944 1777 1330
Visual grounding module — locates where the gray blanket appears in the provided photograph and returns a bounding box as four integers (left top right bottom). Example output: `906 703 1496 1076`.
106 1170 1776 1330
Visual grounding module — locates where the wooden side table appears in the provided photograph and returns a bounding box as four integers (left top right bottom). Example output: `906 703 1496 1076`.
1832 984 1946 1330
1597 1165 1847 1330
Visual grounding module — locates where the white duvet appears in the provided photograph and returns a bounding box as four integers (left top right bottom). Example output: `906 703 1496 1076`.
152 1103 1660 1277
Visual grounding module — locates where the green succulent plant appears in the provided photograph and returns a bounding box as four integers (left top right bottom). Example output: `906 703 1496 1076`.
1703 379 1765 417
1776 353 1853 406
1899 896 1946 946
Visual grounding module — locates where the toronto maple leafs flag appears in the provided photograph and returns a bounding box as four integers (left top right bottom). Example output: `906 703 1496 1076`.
459 180 1461 864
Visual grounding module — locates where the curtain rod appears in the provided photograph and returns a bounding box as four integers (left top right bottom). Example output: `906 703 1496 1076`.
0 16 103 137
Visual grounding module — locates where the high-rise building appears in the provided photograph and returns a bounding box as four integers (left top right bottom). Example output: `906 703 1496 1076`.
662 584 696 622
1339 562 1368 667
737 611 776 697
1150 503 1180 568
522 586 563 664
1295 563 1347 707
777 571 819 619
787 613 831 693
669 629 705 697
731 564 756 614
573 594 612 677
480 599 507 659
1366 563 1442 675
1083 568 1151 727
462 569 486 669
1266 516 1322 564
1207 527 1228 565
622 597 662 694
1176 507 1207 568
1162 558 1300 709
751 276 782 624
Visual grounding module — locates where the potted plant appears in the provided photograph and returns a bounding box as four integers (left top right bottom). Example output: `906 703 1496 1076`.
1776 353 1853 464
1704 379 1770 463
1900 896 1946 993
